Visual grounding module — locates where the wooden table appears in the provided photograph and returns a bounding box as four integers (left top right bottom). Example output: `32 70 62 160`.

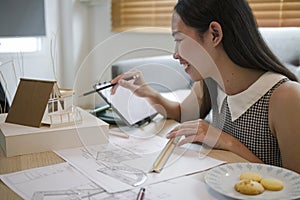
0 117 248 199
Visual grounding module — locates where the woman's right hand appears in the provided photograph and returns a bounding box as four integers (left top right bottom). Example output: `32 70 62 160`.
111 69 183 121
110 70 156 98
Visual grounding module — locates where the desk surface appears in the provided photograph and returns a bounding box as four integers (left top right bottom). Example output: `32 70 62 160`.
0 148 247 200
0 116 248 200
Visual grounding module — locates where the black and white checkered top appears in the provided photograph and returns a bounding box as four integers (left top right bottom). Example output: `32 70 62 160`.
211 74 289 167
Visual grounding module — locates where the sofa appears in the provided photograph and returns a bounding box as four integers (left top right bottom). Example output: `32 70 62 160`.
259 28 300 77
112 55 192 93
111 28 300 91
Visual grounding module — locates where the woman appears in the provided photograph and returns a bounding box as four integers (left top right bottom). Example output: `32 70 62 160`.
111 0 300 173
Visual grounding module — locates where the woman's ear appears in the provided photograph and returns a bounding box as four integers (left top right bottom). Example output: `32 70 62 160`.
209 21 223 46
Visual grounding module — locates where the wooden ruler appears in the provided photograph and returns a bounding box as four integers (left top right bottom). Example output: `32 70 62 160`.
150 136 181 173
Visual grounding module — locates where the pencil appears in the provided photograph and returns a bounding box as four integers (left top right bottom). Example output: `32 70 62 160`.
80 75 139 97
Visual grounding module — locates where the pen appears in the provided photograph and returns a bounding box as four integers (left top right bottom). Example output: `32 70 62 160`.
136 187 145 200
81 74 139 97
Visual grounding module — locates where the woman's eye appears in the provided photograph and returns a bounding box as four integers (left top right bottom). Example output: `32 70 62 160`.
174 38 183 42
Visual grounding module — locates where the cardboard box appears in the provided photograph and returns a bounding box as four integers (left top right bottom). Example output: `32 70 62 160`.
0 108 109 157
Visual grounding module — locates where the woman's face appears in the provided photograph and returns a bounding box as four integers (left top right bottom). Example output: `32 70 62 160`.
171 12 217 82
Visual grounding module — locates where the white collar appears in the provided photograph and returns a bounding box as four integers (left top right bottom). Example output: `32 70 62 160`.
217 72 286 121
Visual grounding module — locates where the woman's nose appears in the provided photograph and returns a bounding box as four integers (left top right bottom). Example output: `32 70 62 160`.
173 52 180 60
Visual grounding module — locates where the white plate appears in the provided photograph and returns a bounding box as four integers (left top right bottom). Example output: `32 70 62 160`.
205 163 300 200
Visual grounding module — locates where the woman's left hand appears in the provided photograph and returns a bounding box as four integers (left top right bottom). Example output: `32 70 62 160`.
166 119 225 149
166 119 265 163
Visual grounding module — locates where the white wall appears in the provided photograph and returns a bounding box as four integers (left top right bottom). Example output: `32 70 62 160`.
0 0 176 109
0 0 64 91
75 0 176 108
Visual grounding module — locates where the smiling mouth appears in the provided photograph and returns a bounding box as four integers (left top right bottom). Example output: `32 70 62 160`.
183 63 190 70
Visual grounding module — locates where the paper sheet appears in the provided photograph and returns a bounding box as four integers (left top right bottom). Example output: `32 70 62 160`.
101 175 232 200
55 144 137 193
0 162 106 200
0 162 231 200
55 135 224 193
136 175 232 200
109 132 169 154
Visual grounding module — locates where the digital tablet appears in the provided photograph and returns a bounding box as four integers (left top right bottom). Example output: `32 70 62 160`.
94 82 158 126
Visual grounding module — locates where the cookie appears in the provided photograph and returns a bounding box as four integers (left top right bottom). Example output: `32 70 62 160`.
234 179 265 195
261 178 284 191
240 172 263 182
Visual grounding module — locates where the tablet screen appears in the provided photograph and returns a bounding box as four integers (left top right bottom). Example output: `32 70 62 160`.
94 82 157 126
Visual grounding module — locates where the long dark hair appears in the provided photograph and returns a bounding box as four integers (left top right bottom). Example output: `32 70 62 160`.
174 0 298 82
